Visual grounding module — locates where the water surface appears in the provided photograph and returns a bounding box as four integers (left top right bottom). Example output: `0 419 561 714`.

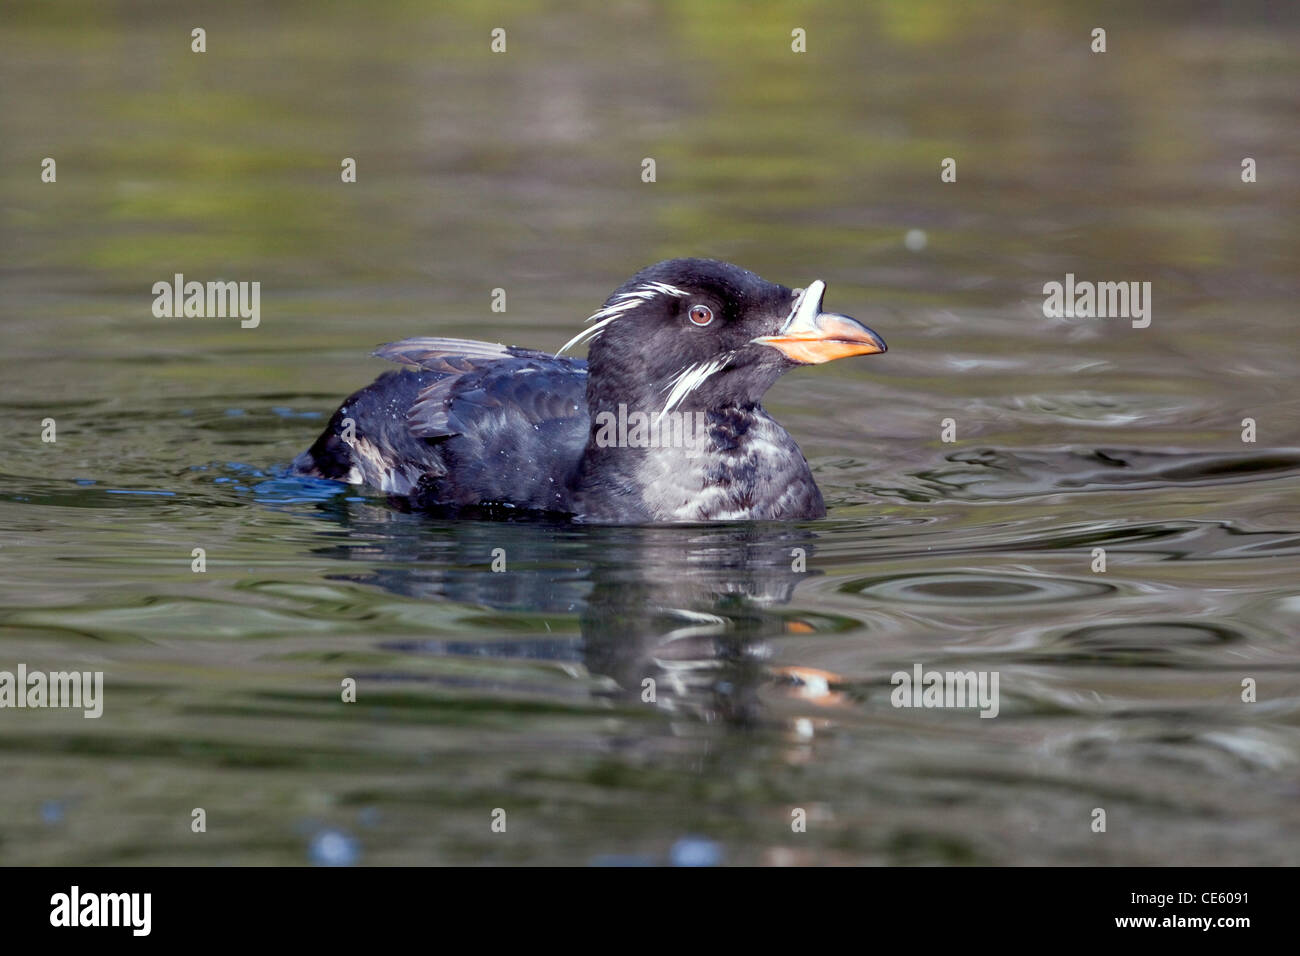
1 1 1298 864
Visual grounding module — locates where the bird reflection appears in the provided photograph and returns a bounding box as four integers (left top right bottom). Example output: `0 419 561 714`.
304 494 827 725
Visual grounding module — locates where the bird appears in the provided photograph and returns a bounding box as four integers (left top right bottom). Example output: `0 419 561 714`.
291 258 886 523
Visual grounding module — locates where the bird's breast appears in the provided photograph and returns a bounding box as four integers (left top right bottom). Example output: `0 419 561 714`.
630 409 824 521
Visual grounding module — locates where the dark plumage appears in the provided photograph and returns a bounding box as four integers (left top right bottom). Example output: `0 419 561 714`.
292 258 886 523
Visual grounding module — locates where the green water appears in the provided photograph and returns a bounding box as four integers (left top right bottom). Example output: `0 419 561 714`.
1 0 1298 864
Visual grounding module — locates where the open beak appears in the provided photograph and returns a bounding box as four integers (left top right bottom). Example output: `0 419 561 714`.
752 280 887 365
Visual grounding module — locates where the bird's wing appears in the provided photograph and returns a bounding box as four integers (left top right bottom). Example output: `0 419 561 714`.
373 337 551 373
296 338 587 503
372 337 587 441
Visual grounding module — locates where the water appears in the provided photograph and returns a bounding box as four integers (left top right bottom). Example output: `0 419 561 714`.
2 1 1298 865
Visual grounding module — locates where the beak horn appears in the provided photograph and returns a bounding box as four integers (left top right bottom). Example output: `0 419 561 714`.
752 280 887 365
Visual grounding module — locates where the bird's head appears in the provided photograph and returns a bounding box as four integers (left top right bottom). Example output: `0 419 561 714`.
561 258 886 415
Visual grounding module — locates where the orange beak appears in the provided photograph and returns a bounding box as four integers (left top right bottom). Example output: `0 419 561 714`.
752 280 887 365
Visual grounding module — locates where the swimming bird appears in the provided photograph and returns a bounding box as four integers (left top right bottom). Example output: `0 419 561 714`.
291 258 886 523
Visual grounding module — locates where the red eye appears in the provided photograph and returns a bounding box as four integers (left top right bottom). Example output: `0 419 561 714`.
688 304 713 326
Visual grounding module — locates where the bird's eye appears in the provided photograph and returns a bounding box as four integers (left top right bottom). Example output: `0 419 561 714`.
688 304 714 327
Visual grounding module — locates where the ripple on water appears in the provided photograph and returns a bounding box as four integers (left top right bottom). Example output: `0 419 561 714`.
1033 621 1245 668
878 446 1300 502
1005 392 1195 427
845 571 1115 605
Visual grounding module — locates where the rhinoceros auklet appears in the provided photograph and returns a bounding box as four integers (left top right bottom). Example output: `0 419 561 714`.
292 258 886 523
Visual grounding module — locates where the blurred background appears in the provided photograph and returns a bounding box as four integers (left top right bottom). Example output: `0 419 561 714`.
1 0 1298 864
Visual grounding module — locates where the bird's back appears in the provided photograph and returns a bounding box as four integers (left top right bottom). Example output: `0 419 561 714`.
292 338 590 513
